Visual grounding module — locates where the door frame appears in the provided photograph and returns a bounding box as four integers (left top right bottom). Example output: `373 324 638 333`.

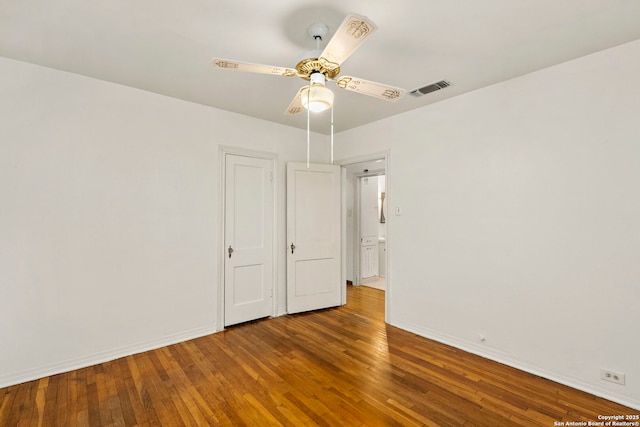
217 146 278 331
338 150 391 321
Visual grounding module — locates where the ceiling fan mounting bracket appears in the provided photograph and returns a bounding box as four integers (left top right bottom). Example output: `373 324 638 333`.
307 23 329 41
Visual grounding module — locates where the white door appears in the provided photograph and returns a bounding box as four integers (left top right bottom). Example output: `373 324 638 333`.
224 154 274 326
287 162 342 314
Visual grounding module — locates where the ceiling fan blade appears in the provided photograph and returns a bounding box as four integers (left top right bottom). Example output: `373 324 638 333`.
284 86 308 115
319 14 378 69
212 58 297 77
335 76 405 101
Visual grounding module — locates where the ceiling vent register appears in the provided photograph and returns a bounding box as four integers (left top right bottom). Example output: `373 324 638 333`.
409 80 451 97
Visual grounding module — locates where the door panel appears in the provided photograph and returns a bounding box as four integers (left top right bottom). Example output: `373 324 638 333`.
225 154 273 326
294 258 335 295
287 162 341 314
233 264 264 303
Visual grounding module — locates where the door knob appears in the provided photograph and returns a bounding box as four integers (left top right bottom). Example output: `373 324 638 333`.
228 245 234 258
290 243 296 254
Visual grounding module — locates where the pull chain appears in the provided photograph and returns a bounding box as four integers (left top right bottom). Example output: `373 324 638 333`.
306 87 310 169
331 105 334 164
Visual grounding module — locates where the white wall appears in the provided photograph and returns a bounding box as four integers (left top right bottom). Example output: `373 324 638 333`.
335 39 640 409
0 57 327 387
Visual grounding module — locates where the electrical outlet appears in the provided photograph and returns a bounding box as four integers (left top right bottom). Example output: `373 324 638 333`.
601 369 626 385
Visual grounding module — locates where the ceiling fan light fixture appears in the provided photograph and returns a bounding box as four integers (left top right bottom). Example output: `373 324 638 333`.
302 73 334 112
302 85 334 112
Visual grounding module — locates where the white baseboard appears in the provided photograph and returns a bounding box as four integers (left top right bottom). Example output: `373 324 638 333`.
0 325 218 389
391 320 640 411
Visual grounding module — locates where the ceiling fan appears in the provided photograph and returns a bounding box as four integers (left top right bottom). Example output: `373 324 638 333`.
211 13 405 115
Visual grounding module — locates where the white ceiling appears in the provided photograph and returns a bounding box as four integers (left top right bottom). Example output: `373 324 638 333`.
2 1 640 134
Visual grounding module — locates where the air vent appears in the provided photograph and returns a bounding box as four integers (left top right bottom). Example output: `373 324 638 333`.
409 80 451 97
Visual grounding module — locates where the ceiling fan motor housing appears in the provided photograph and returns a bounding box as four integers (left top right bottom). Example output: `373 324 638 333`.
295 57 340 80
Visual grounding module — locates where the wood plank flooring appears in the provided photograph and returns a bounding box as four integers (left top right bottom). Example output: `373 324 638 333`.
1 285 635 426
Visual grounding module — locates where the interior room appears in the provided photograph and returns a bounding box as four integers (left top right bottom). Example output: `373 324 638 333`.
1 0 639 424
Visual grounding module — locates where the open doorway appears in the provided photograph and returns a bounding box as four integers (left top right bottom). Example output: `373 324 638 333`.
358 173 386 291
341 155 389 315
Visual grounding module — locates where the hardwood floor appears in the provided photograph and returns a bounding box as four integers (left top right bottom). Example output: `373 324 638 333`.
1 285 635 426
